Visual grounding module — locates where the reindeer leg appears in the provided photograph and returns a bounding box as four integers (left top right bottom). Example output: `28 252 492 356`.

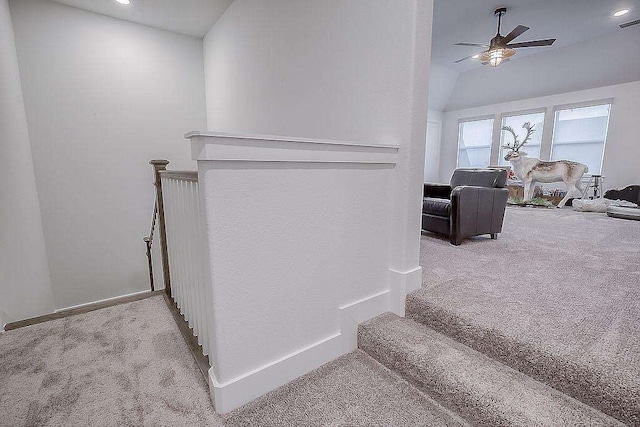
523 180 533 202
529 180 537 200
558 185 578 208
576 180 586 198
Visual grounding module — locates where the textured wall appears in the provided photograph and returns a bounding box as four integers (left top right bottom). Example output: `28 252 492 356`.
10 0 207 310
0 0 54 325
201 0 433 412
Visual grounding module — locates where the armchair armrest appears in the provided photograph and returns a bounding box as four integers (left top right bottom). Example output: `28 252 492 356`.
450 186 509 243
424 183 452 199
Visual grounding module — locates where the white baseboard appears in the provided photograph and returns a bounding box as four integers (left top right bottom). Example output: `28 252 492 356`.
54 289 152 313
208 289 390 414
388 266 423 316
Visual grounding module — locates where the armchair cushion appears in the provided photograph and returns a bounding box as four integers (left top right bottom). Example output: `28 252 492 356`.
423 183 452 199
423 197 451 217
450 168 508 189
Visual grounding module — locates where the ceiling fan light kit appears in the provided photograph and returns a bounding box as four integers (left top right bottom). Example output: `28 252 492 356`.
480 47 515 67
454 7 556 67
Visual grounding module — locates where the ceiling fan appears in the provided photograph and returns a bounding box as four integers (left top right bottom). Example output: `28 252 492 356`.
454 7 556 67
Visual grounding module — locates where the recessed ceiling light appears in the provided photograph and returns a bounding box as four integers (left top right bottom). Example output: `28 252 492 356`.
472 54 480 59
613 9 630 17
115 0 130 4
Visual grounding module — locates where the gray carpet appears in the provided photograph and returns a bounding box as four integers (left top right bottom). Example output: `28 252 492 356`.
1 295 468 426
409 207 640 425
223 350 467 427
0 295 221 427
359 313 622 427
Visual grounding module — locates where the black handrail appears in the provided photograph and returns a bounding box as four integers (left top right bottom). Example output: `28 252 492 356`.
143 198 158 291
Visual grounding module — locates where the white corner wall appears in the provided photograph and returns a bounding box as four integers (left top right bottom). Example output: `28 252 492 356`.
9 0 207 310
0 0 54 327
439 80 640 191
201 0 433 412
204 0 418 143
427 63 458 112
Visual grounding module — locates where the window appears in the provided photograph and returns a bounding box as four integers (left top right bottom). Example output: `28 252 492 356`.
498 111 545 165
457 118 493 168
551 103 611 175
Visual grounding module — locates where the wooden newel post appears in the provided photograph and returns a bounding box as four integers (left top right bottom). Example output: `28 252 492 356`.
150 159 171 297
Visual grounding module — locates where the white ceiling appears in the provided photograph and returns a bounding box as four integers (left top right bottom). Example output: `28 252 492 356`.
49 0 233 38
46 0 640 63
433 0 640 72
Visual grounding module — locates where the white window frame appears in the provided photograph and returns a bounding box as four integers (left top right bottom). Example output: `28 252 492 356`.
549 99 613 176
497 108 547 164
456 115 495 169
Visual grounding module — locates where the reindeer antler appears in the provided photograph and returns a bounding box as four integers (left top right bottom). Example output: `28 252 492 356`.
502 122 536 152
517 122 535 151
501 126 519 150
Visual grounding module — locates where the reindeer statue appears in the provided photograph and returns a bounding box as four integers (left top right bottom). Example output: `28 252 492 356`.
502 122 588 208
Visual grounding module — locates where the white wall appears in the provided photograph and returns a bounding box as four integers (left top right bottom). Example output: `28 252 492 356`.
202 0 432 412
425 109 443 182
427 63 458 112
423 62 457 183
440 80 640 191
447 26 640 111
9 0 207 310
204 0 417 143
0 0 54 327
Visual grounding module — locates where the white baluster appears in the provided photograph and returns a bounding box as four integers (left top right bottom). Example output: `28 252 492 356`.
171 178 183 312
160 173 210 358
184 179 197 332
193 181 204 347
194 181 210 356
163 177 177 302
177 179 189 320
188 180 201 343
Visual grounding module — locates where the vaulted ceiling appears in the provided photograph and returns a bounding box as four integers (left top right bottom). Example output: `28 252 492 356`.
432 0 640 72
49 0 233 37
47 0 640 70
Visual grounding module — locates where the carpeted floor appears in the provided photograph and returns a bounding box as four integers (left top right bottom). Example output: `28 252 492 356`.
409 207 640 425
4 207 639 426
0 296 221 427
223 350 467 427
0 296 467 426
359 313 623 427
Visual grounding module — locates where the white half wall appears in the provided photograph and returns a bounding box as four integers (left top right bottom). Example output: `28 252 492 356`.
439 80 640 191
201 0 433 412
0 0 54 326
9 0 207 310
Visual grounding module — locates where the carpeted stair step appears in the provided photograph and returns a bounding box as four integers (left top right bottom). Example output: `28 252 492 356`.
223 350 471 426
405 289 639 425
358 313 623 427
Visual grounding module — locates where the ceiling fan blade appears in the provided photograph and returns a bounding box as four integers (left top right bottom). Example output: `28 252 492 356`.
454 52 484 64
620 19 640 29
501 25 530 44
454 43 490 48
507 39 556 48
454 55 474 64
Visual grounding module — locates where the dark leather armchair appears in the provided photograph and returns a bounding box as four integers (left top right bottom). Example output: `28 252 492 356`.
422 168 509 245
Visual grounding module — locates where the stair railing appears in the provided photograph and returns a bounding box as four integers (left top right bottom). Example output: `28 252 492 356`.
149 159 172 296
145 159 211 369
143 197 158 291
